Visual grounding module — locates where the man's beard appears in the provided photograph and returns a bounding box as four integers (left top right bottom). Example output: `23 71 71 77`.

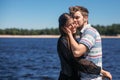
77 24 84 30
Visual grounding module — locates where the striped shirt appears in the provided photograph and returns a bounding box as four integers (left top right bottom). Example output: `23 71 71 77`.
79 24 102 80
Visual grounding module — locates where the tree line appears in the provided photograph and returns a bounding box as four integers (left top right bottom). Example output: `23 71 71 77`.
0 24 120 36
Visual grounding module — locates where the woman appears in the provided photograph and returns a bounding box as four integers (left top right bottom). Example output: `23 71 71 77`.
57 13 112 80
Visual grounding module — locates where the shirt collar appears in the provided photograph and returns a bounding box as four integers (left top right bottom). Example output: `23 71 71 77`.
80 24 91 33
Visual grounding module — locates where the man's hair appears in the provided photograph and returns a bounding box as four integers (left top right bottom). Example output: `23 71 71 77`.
69 6 89 17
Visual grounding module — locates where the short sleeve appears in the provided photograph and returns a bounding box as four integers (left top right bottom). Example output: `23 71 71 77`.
79 28 96 50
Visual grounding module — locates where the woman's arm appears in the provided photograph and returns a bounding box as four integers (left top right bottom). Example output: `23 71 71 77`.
64 27 87 57
68 33 87 57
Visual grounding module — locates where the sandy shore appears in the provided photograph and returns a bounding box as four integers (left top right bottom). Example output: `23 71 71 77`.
0 35 60 38
101 35 120 38
0 35 120 38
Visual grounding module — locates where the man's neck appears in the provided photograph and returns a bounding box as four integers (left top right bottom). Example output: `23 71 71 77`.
78 23 88 31
83 22 88 27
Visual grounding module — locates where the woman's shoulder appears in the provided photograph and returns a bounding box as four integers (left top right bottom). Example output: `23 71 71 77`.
58 36 68 45
58 36 67 41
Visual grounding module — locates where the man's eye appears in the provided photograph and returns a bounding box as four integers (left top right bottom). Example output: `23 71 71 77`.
76 17 79 19
74 16 79 19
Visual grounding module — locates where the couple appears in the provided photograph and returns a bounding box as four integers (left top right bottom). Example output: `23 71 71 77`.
57 6 112 80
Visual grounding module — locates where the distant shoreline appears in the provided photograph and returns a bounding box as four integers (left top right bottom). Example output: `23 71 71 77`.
0 35 60 38
0 35 120 38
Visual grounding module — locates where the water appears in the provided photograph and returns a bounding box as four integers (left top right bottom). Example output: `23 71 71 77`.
0 38 120 80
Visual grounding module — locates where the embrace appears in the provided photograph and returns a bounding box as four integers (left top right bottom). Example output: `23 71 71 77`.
57 6 112 80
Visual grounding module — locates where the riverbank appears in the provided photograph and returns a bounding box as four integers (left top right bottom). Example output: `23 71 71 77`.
0 35 120 38
0 35 60 38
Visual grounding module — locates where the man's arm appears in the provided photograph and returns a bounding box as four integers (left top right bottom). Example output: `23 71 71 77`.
77 58 112 80
101 69 112 80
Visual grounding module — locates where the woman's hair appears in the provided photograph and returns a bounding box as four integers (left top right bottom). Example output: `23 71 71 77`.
58 13 76 50
58 13 72 36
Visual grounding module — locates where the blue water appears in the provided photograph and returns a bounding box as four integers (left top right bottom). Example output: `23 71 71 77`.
0 38 120 80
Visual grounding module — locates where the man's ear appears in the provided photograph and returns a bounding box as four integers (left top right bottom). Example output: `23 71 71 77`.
84 16 88 22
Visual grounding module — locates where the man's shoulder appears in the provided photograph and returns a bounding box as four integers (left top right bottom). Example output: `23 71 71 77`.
82 26 99 38
84 26 98 34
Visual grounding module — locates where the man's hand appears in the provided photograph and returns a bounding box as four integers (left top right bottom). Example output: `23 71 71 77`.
101 69 112 80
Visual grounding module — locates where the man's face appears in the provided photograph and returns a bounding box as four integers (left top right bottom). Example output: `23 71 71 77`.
73 11 84 29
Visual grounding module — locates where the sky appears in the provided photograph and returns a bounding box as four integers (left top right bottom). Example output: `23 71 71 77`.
0 0 120 29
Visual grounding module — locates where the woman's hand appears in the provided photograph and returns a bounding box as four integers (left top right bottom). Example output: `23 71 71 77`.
101 69 112 80
62 27 72 35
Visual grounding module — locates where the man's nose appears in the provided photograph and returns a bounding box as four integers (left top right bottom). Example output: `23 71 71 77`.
73 18 77 21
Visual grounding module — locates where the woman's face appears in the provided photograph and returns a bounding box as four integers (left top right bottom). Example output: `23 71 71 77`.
66 18 76 34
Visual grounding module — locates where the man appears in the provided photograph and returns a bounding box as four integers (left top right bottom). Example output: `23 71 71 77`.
65 6 112 80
